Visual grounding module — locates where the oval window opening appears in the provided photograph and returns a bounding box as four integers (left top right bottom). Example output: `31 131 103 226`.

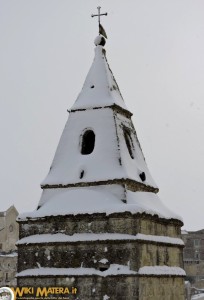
123 128 134 159
81 130 95 155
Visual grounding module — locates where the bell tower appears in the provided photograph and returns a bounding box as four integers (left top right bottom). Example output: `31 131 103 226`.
17 9 185 300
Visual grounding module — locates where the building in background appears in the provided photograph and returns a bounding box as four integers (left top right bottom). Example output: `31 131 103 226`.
182 229 204 288
0 205 18 286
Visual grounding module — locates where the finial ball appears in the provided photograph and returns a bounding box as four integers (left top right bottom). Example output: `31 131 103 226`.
94 35 106 46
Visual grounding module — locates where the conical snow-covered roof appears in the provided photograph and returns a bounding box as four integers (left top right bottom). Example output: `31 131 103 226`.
41 107 157 189
71 37 128 112
41 35 158 191
17 33 183 223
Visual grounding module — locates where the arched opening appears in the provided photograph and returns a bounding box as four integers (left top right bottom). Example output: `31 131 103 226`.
99 266 109 272
81 130 95 155
123 127 134 159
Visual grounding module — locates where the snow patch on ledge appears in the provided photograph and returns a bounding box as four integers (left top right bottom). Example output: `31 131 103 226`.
138 266 186 276
17 233 184 246
0 252 18 257
18 190 182 222
17 264 136 277
136 234 184 245
16 265 185 278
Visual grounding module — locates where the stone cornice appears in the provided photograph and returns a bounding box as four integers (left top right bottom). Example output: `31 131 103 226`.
70 104 132 118
41 178 158 194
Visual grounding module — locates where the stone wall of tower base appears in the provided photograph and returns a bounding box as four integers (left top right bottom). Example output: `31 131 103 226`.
139 276 185 300
17 275 138 300
17 275 185 300
19 213 182 239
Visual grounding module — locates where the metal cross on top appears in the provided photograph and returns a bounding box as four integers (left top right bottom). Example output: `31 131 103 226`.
91 7 108 39
91 6 108 26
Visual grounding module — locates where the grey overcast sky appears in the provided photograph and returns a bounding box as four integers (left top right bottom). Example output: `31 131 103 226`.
0 0 203 230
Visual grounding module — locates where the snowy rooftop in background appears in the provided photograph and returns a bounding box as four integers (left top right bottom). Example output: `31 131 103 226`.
18 189 182 222
71 45 128 112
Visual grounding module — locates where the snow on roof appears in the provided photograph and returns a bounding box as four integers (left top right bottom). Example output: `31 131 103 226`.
41 109 125 186
41 108 157 189
17 233 184 246
18 189 182 222
138 266 186 276
20 40 181 227
41 43 157 189
70 45 128 112
16 264 136 277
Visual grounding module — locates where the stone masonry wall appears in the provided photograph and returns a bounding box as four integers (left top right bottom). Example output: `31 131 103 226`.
18 241 138 272
139 276 185 300
139 243 183 267
19 213 182 239
17 275 185 300
17 275 138 300
17 213 184 299
18 240 183 273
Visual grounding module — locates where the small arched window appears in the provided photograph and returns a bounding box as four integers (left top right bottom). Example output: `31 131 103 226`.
81 130 95 155
123 127 134 159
